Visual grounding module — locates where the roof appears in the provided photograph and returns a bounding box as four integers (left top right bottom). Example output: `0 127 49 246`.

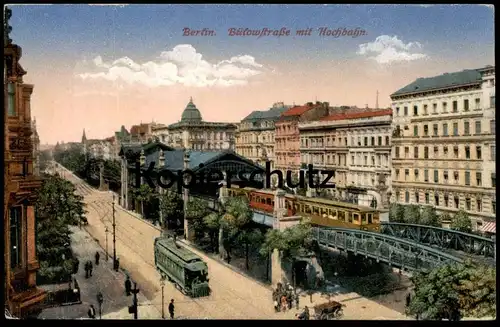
118 141 175 157
242 105 290 121
391 69 483 97
181 98 203 123
130 123 152 136
156 237 203 263
281 104 320 117
321 108 392 122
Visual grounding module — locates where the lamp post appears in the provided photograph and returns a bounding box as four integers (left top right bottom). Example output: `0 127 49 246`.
160 277 166 319
105 227 109 261
112 193 117 270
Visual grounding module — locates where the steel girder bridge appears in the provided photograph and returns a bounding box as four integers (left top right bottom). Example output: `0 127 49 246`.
380 222 496 261
312 227 464 272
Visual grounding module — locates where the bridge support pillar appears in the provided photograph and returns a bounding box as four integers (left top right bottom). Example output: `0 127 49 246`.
183 152 195 241
271 249 286 287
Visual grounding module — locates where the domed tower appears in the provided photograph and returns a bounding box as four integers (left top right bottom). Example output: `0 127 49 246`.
181 97 203 123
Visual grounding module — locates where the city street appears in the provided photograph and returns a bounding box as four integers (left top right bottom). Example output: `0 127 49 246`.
53 162 409 320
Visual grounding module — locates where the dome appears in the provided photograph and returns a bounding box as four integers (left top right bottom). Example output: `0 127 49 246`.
181 98 202 123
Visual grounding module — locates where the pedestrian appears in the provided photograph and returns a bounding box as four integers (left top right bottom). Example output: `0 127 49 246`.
125 276 132 296
88 260 93 277
88 304 96 319
95 251 100 266
280 295 287 312
168 299 175 319
295 293 300 310
84 261 89 279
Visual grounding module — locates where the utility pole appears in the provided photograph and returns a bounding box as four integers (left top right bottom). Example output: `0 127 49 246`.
128 282 140 319
112 193 117 271
105 227 109 261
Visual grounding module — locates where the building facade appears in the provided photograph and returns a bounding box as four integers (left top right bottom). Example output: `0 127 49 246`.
299 108 393 209
275 102 330 171
31 118 40 176
236 102 291 168
390 66 496 230
164 98 237 151
4 8 47 316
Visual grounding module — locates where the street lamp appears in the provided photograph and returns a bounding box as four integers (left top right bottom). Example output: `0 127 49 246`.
96 292 104 319
105 227 109 261
160 277 166 319
112 193 117 271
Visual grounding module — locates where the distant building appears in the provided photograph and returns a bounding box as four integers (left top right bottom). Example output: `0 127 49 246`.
236 102 291 169
299 108 393 209
390 66 496 231
81 129 115 160
275 101 330 172
161 98 237 150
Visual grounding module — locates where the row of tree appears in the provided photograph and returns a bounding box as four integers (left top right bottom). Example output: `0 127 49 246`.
389 203 473 233
35 174 87 284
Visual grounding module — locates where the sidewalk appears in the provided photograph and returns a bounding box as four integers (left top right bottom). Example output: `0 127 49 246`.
38 226 160 319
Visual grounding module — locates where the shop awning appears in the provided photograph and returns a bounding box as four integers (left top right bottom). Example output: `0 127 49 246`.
480 221 496 234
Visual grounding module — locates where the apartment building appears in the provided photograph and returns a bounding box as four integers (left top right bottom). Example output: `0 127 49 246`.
275 101 330 171
299 108 393 209
390 66 496 230
236 102 291 168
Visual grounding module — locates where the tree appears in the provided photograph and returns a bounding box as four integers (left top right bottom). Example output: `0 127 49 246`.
389 203 405 222
404 204 421 224
407 261 496 320
450 210 472 233
159 191 183 230
185 197 211 240
131 184 156 218
260 221 314 259
420 206 441 227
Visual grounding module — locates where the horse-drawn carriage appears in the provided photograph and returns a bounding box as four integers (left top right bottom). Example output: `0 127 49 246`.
313 301 344 320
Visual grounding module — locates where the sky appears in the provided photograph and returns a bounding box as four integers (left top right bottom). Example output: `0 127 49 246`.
7 4 495 144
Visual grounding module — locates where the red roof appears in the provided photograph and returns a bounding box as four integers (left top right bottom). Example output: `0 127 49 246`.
282 104 320 117
321 108 392 122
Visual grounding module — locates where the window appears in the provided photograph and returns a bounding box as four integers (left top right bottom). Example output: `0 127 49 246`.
433 124 438 136
475 98 481 109
395 191 400 201
395 147 400 158
425 192 430 204
492 201 496 214
442 102 448 112
434 146 439 157
476 172 482 186
413 125 418 136
465 171 471 186
364 156 367 166
423 104 428 115
477 199 482 212
371 156 375 166
424 146 429 159
492 173 496 187
465 146 470 159
423 125 429 136
444 194 449 207
476 146 482 160
404 106 408 116
405 169 409 180
413 105 418 116
405 191 410 203
364 137 368 146
433 103 437 113
464 121 470 135
491 145 496 161
395 169 400 180
378 136 382 146
453 122 458 136
414 146 419 158
405 147 409 158
7 83 16 116
435 194 440 206
10 207 22 268
351 156 355 165
444 146 449 156
465 198 471 211
371 136 375 146
454 196 460 209
415 192 420 203
434 170 439 183
443 123 448 136
452 100 458 112
454 171 459 182
490 120 495 134
475 121 482 134
414 169 419 180
491 96 495 108
444 170 449 182
464 99 469 111
453 146 459 158
424 169 429 182
396 107 400 115
385 136 389 145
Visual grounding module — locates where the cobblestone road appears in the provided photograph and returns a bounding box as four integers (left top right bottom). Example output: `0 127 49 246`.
53 162 409 320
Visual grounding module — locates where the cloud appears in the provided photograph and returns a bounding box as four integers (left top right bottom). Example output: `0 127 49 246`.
357 35 428 64
78 44 265 87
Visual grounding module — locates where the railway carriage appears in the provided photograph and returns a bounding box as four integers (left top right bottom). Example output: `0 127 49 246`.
154 237 211 298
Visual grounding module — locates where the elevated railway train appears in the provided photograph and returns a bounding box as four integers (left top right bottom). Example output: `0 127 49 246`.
227 187 381 232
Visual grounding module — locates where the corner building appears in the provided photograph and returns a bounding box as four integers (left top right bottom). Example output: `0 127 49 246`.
390 66 496 230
